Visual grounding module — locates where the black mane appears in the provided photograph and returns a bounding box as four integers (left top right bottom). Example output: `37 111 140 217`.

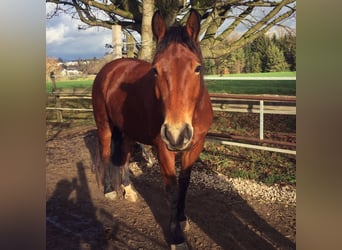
155 25 201 56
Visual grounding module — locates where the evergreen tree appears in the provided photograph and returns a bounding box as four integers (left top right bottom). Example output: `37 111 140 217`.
203 58 216 75
249 52 262 73
250 35 270 72
265 43 289 72
278 34 296 71
237 32 296 73
244 44 262 73
227 48 245 74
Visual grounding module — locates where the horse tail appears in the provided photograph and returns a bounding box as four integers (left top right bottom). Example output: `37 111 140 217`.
110 126 123 165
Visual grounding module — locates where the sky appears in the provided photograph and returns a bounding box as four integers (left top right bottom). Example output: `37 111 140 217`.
46 3 113 61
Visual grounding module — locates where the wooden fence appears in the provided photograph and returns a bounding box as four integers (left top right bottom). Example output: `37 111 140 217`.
46 88 296 155
208 93 296 155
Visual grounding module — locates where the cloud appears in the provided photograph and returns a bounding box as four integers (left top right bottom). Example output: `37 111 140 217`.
46 5 112 61
46 23 69 44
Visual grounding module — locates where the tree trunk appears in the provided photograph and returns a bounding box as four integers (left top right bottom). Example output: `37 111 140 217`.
138 0 154 62
156 0 184 27
126 33 135 58
112 25 122 59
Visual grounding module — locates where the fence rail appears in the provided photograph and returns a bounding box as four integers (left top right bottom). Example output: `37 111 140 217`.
210 93 296 115
46 89 296 155
208 93 296 155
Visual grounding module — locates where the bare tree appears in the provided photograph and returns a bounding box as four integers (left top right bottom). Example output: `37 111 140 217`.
46 0 296 61
46 57 63 80
197 0 296 59
139 0 155 61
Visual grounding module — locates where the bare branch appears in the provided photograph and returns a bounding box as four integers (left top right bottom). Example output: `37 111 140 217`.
198 0 296 58
216 6 254 42
46 0 296 59
206 7 296 58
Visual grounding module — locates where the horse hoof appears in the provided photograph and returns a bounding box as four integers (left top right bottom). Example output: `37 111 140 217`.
170 242 189 250
146 161 154 168
122 184 138 202
104 191 117 200
180 219 190 232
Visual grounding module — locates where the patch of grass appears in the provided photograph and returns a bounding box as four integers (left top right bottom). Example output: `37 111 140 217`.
209 71 296 78
200 111 296 186
206 79 296 95
46 72 296 96
46 79 94 93
201 142 296 186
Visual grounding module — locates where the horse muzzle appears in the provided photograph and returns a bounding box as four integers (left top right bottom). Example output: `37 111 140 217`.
160 123 193 151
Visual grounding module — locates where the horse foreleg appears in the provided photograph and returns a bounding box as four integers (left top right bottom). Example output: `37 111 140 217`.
157 146 186 246
177 167 191 232
166 178 184 245
178 138 206 231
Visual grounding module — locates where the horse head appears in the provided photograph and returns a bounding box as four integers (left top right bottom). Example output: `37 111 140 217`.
152 9 203 151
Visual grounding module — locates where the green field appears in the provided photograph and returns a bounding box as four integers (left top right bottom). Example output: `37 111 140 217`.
208 71 296 78
46 72 296 95
206 79 295 95
46 79 94 93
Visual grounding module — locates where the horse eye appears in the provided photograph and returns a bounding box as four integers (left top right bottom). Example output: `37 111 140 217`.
152 66 158 76
195 65 201 73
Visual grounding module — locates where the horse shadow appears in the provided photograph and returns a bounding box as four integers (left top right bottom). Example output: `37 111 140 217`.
46 161 118 250
131 166 295 249
83 129 295 249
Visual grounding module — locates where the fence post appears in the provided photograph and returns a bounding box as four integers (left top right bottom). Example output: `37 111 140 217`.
126 32 135 58
50 71 56 92
55 93 63 122
50 71 63 122
259 100 264 140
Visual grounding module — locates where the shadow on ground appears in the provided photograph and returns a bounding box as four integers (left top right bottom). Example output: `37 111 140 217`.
46 127 295 249
85 129 294 249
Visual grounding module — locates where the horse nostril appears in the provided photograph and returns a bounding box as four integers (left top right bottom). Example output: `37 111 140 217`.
163 124 176 146
181 124 193 143
161 123 193 150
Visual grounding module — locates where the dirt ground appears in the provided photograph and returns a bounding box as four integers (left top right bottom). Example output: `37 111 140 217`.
46 123 296 250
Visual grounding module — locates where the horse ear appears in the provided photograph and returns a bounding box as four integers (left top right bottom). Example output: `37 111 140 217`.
185 9 201 42
152 10 167 43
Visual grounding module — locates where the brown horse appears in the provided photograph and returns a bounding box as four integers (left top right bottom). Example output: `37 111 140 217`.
92 9 213 248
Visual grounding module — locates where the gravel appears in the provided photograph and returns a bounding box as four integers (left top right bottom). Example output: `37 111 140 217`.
191 168 296 205
129 161 296 206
